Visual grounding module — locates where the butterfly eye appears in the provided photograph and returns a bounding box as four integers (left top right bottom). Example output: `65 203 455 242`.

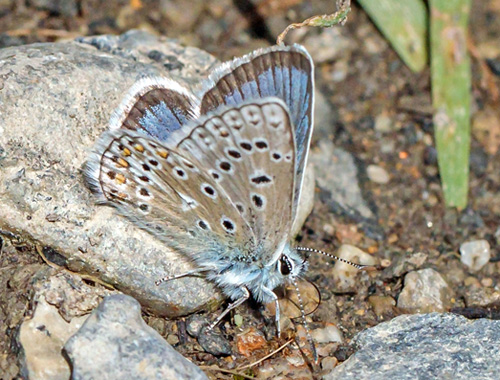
279 255 292 276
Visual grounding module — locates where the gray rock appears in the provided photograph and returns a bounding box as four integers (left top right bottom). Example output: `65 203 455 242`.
32 271 116 322
397 268 455 313
0 31 222 317
197 326 232 356
186 314 209 338
309 140 384 240
17 270 116 380
19 297 88 380
311 90 338 143
324 313 500 380
64 294 208 380
30 0 78 16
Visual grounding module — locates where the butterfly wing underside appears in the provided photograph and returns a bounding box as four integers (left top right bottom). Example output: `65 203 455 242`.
199 45 314 220
174 98 296 262
109 77 199 142
86 98 296 265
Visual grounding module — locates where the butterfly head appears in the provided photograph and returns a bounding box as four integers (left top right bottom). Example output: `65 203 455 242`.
276 244 308 280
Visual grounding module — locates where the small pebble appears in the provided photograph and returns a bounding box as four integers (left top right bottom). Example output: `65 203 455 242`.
464 276 480 287
387 233 398 243
368 295 396 317
233 314 243 327
185 315 208 338
166 334 179 346
303 28 351 63
331 245 378 290
236 328 266 357
397 268 455 313
374 114 392 132
380 259 392 268
481 278 494 287
316 343 338 358
311 324 343 344
367 165 390 184
331 60 348 82
460 240 491 271
197 326 232 356
464 287 500 307
323 223 335 235
285 353 305 367
321 356 338 371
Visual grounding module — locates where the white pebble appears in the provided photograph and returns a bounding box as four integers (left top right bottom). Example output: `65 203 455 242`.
331 245 378 290
367 165 390 184
397 268 454 312
311 324 343 344
460 240 491 271
374 114 392 132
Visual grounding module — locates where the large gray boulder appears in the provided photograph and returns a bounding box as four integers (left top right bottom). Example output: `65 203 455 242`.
64 294 208 380
0 31 222 316
324 313 500 380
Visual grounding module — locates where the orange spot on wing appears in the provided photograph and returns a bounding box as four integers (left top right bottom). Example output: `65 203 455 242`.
115 173 126 184
134 144 145 152
118 158 129 167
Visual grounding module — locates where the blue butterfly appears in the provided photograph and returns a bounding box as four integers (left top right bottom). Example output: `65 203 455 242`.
85 44 365 360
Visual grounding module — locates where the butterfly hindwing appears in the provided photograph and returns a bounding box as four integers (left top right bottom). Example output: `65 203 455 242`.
174 98 296 262
109 77 199 142
198 45 314 219
85 129 254 256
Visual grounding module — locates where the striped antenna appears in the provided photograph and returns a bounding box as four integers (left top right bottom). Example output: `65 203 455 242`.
295 247 371 270
290 275 318 363
282 257 318 363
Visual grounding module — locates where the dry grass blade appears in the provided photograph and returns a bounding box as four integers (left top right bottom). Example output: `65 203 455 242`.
276 0 351 45
237 339 294 370
198 365 255 379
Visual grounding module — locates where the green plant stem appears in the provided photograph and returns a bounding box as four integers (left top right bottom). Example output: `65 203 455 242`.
430 0 472 209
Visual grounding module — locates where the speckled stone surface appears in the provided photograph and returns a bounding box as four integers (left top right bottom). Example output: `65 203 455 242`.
324 313 500 380
64 294 208 380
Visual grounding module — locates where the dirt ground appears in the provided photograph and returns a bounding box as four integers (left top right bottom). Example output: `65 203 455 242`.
0 0 499 379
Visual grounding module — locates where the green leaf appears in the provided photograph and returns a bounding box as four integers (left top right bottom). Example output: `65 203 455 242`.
430 0 472 209
358 0 428 72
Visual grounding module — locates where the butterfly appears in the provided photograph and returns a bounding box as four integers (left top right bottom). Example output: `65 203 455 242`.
85 44 365 359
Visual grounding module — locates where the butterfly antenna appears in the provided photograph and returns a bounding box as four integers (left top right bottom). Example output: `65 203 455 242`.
295 247 370 270
289 273 318 363
283 256 317 362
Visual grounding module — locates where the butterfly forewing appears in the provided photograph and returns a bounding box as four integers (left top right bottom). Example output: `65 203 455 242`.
109 77 199 142
198 45 314 220
175 98 296 262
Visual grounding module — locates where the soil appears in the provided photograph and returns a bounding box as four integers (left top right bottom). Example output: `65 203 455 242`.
0 1 499 379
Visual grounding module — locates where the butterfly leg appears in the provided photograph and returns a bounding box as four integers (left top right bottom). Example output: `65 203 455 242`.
208 287 250 330
155 268 206 286
263 287 281 337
